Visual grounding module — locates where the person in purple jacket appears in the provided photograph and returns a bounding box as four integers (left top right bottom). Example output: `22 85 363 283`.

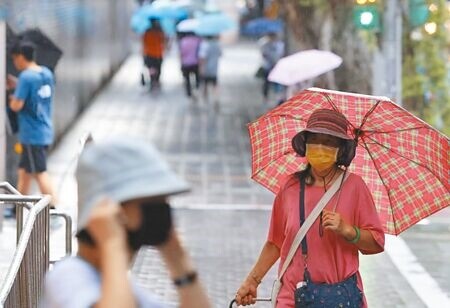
179 32 202 100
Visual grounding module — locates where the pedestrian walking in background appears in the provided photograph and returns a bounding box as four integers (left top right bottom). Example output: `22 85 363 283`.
7 42 57 208
142 19 165 91
235 109 384 307
179 31 202 100
42 139 212 308
277 80 313 105
198 35 222 107
259 32 284 103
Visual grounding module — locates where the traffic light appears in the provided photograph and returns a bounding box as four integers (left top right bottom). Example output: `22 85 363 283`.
353 0 381 31
408 0 430 27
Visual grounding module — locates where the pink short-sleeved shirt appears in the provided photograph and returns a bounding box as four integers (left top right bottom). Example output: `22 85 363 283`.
268 172 385 308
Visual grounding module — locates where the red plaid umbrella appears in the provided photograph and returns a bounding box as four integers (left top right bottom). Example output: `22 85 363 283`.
248 88 449 235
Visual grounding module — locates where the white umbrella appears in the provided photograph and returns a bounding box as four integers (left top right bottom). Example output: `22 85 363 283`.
268 50 343 86
176 18 199 32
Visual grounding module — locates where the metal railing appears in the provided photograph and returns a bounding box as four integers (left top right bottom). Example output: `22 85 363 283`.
49 212 73 261
0 183 72 308
0 193 50 307
0 182 74 307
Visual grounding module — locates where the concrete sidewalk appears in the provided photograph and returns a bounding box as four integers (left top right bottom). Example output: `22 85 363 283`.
2 40 447 307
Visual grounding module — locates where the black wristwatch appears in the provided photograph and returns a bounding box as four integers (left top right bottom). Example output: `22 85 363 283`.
173 271 198 287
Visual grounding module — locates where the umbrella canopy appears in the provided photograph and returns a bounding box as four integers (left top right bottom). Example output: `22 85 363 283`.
7 28 63 74
152 0 194 10
268 50 342 86
176 18 199 33
139 3 188 19
248 87 449 235
130 4 189 34
18 29 63 72
194 13 236 36
242 18 284 37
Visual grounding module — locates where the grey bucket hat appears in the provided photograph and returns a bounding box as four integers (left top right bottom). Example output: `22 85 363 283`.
75 139 190 231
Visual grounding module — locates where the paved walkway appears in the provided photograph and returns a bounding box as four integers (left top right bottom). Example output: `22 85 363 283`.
1 40 448 307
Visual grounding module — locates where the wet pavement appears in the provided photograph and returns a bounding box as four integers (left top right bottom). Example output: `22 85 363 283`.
1 40 448 307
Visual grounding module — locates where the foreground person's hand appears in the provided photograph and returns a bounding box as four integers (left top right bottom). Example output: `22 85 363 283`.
86 198 126 250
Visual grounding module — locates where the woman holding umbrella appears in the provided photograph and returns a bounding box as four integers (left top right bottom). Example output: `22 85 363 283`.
235 109 385 307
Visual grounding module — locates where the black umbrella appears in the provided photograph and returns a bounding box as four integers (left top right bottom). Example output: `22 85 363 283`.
17 28 63 73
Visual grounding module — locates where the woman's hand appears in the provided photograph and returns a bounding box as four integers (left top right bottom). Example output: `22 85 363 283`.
235 277 258 306
322 210 354 240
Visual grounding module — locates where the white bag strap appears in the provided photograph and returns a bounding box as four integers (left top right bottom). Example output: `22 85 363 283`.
277 172 349 280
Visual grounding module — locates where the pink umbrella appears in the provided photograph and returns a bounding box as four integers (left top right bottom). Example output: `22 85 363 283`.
268 49 343 86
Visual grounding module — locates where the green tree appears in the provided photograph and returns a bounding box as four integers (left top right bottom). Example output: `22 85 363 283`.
277 0 374 93
278 0 449 135
402 0 450 135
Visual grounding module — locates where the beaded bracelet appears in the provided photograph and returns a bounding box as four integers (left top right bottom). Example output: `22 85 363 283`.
349 226 361 244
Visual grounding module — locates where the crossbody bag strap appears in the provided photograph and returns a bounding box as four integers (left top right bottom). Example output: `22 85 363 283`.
276 172 349 281
299 175 307 255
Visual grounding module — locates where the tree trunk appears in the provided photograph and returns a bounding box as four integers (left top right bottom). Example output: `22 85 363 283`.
278 0 373 93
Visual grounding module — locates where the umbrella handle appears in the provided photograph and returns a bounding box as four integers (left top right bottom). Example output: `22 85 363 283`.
229 298 271 307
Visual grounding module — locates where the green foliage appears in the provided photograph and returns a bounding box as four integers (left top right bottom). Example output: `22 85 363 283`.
402 0 449 135
297 0 327 7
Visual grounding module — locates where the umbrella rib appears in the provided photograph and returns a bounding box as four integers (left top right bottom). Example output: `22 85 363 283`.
359 139 399 235
322 93 357 131
252 149 298 177
247 113 307 128
362 125 436 135
359 100 381 132
364 134 447 189
363 134 450 234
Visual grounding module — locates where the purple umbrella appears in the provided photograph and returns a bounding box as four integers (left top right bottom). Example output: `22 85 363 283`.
268 49 342 86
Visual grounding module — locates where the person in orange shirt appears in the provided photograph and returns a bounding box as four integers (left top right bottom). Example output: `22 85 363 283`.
142 19 165 90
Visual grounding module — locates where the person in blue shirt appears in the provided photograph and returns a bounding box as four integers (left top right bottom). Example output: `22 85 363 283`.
7 42 57 208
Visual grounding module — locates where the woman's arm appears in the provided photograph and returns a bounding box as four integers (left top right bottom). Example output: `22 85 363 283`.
235 241 280 306
88 199 136 308
96 239 136 308
322 210 383 253
158 230 212 308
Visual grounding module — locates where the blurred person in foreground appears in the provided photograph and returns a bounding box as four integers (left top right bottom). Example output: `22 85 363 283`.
142 19 166 91
7 42 57 208
42 139 211 308
235 109 384 307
